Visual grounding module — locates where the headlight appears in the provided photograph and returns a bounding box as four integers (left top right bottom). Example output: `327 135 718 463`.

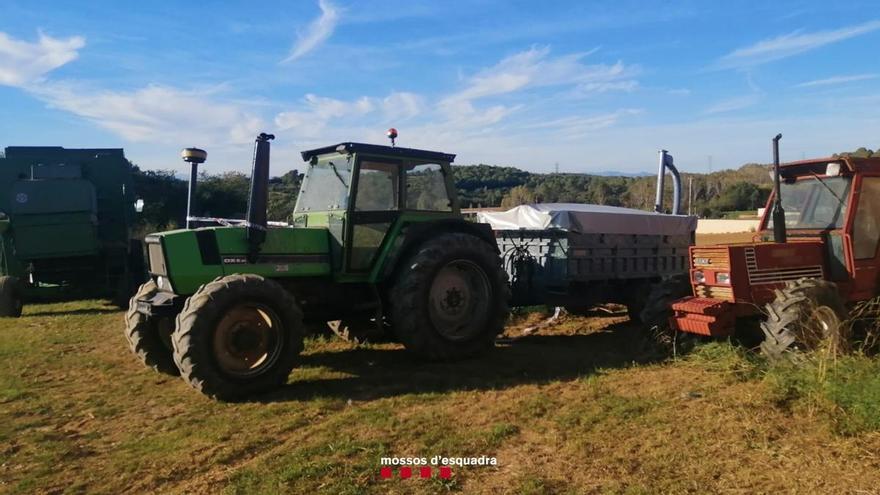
693 271 705 284
716 272 731 285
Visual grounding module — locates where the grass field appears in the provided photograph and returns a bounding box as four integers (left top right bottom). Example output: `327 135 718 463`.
2 296 880 494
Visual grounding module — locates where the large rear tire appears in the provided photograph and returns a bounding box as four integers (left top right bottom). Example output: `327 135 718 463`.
0 276 23 318
760 278 849 359
172 274 304 401
389 233 509 361
124 280 179 376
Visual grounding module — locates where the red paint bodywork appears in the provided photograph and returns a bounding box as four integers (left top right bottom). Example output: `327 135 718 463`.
670 156 880 336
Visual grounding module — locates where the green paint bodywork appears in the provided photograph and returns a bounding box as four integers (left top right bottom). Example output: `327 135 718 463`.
150 146 468 299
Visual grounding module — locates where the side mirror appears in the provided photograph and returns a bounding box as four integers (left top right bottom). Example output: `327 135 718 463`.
134 199 145 213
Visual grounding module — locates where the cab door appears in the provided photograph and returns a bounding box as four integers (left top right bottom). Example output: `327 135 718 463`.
850 175 880 299
345 158 402 273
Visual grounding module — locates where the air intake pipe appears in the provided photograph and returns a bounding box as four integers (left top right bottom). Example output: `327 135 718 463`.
246 133 274 260
771 134 786 243
653 150 682 215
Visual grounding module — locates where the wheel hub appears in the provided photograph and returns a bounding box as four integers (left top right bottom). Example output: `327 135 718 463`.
213 304 282 377
428 260 491 341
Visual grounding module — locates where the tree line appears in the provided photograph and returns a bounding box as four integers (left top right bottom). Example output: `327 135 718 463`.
137 149 880 230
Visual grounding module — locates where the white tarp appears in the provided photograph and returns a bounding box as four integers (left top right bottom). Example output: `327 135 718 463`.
477 203 697 236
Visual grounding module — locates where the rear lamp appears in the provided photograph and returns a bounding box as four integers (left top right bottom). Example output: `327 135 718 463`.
693 271 705 284
716 272 731 285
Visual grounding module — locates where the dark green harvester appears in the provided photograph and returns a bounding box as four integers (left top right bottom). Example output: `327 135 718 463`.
0 146 144 316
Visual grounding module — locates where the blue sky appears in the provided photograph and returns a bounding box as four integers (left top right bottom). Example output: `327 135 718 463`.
1 0 878 175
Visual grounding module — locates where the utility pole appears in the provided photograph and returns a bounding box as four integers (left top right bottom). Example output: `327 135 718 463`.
707 155 713 173
554 162 559 174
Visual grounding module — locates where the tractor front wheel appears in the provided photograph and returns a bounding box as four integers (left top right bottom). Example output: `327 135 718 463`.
0 276 23 318
124 280 179 375
760 278 849 359
640 276 696 355
172 274 304 400
390 233 509 361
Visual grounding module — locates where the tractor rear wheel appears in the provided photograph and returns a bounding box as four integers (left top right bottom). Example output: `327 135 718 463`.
124 280 179 375
172 274 304 400
389 233 509 361
760 278 849 359
0 276 23 317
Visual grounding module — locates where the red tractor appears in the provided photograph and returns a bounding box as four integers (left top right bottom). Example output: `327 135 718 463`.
669 135 880 356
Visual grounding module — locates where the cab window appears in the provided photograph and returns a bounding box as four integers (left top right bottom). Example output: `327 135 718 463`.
853 177 880 259
405 163 452 211
354 161 398 211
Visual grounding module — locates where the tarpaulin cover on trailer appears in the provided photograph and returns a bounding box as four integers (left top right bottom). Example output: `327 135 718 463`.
476 203 697 236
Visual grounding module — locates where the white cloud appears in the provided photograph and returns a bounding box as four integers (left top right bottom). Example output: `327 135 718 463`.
0 31 85 87
34 83 264 145
716 20 880 69
282 0 340 63
796 74 878 88
703 94 761 115
444 47 635 103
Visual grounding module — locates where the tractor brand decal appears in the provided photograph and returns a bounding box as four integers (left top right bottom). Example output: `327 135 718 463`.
15 193 27 204
744 247 823 285
221 254 330 265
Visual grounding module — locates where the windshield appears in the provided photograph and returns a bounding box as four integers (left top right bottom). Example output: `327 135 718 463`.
294 155 352 212
766 176 851 230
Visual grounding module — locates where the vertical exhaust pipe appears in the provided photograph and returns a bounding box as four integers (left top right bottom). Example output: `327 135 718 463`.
654 150 682 215
246 133 274 259
771 134 786 243
181 147 207 229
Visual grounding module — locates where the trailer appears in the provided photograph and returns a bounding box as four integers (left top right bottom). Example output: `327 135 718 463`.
478 202 696 321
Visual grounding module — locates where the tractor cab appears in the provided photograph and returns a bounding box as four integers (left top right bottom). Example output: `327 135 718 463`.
670 153 880 347
292 142 460 274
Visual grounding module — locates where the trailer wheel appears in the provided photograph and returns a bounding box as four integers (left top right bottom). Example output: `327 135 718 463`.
390 233 510 361
124 280 179 375
0 276 23 318
172 274 304 401
760 278 849 359
640 276 696 355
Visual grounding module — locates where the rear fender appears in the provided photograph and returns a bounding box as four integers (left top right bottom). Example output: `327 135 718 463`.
377 219 497 284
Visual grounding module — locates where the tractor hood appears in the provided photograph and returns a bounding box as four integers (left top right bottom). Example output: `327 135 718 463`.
145 226 331 295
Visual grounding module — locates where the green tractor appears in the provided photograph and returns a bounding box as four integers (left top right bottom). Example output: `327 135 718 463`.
126 133 509 400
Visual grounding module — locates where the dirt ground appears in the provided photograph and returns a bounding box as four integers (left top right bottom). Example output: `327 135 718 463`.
2 297 880 494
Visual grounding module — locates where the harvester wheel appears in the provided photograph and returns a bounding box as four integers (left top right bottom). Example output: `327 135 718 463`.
0 276 23 318
760 278 849 359
328 319 390 344
172 274 304 401
640 276 696 355
124 280 179 376
389 233 510 361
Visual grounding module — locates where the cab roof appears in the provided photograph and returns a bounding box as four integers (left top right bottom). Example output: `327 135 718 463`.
780 155 880 177
301 142 456 163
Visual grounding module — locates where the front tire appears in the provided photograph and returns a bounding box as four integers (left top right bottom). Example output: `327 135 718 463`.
389 233 509 361
760 278 849 359
172 274 304 401
0 276 23 318
640 276 696 355
124 280 179 375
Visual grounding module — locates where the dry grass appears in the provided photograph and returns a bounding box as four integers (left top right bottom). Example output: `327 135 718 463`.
2 301 880 494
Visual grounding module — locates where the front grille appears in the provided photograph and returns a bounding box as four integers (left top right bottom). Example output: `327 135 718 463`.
694 284 734 301
745 247 823 285
148 242 167 276
692 247 730 269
